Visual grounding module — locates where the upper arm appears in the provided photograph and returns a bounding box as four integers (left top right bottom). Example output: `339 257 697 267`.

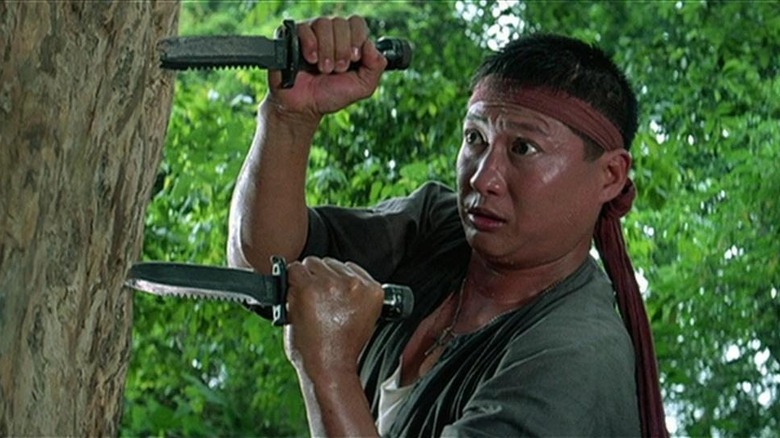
301 182 459 282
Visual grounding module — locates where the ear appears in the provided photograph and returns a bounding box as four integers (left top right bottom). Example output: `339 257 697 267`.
598 149 631 203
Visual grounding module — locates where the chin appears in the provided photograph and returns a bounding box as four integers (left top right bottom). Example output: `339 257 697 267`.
465 233 510 260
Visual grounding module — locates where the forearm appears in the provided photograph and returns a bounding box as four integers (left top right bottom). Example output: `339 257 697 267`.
227 16 385 273
227 98 321 273
297 369 379 438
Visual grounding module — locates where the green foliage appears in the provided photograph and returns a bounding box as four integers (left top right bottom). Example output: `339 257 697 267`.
122 1 779 436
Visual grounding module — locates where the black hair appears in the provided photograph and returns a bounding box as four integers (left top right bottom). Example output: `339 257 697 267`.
471 34 638 153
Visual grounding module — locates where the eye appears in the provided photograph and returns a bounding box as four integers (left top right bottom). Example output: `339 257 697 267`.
511 139 539 156
463 128 486 146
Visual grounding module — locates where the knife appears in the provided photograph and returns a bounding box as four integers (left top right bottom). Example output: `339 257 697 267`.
158 19 413 88
125 256 414 326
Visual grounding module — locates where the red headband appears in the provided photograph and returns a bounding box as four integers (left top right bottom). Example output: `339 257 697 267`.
469 79 624 152
470 78 667 437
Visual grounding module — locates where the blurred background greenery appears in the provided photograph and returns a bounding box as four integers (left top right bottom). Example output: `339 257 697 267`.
122 1 779 436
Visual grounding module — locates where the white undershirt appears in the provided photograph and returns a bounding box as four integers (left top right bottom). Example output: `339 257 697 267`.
376 359 414 436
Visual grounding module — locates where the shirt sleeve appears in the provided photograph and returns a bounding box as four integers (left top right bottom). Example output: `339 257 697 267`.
300 181 460 283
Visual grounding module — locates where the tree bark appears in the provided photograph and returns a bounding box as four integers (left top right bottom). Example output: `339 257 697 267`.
0 1 180 435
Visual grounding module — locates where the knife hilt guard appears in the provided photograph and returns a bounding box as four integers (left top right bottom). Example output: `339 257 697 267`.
276 20 300 89
270 256 288 325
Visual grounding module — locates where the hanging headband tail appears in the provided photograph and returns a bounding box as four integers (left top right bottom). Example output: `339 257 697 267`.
595 182 668 438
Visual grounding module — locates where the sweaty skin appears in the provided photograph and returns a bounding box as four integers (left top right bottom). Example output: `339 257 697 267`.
227 16 387 274
285 257 384 376
227 16 388 437
400 93 631 385
227 16 631 435
457 100 604 270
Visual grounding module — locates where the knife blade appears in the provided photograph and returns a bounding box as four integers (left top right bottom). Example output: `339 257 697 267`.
125 257 414 326
158 19 413 88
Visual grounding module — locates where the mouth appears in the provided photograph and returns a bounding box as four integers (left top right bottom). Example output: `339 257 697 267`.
466 206 507 231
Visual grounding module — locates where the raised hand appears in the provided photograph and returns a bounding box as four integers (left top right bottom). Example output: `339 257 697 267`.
266 16 388 119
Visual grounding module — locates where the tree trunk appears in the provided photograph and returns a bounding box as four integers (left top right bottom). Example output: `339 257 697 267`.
0 1 180 435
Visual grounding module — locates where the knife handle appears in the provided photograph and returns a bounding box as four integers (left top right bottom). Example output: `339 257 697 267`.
291 38 413 88
267 257 414 325
260 282 413 325
375 37 413 71
279 19 413 88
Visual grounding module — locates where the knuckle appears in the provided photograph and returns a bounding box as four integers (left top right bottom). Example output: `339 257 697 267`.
347 15 366 28
297 27 315 44
345 261 365 276
301 256 320 267
332 16 347 27
310 17 333 36
310 16 327 28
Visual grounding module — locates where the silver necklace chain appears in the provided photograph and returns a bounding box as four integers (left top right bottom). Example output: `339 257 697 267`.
424 281 465 357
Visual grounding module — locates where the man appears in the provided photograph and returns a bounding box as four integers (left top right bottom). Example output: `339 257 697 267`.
227 16 667 437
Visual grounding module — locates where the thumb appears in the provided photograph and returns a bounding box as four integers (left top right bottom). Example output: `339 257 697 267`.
356 40 387 87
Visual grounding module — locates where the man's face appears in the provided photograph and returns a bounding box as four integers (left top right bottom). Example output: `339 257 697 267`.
456 98 606 269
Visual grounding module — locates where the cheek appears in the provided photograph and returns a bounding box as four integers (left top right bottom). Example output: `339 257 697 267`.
555 168 603 221
534 153 571 186
516 163 596 218
455 147 472 188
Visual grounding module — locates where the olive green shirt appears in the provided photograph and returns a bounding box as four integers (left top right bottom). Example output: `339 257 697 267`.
302 182 640 437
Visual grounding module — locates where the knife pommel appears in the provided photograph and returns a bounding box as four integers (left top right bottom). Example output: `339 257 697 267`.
376 37 413 71
381 284 414 320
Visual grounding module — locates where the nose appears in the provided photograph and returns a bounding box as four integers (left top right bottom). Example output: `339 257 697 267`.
469 145 506 196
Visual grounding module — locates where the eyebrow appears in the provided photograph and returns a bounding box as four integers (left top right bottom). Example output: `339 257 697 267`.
463 112 550 136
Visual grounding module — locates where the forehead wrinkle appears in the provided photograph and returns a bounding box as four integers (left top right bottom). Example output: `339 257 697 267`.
464 105 552 137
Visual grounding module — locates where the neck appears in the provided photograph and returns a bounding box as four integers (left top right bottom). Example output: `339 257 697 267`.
456 246 589 331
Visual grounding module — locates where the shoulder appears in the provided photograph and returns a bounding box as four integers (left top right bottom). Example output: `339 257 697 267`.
373 181 462 246
504 262 635 376
373 181 457 215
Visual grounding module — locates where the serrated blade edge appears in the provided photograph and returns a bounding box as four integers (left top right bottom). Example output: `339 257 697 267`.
126 277 261 306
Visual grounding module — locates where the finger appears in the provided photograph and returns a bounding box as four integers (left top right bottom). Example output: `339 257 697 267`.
354 40 387 96
360 40 388 72
285 261 312 320
331 17 352 73
310 17 334 74
286 261 314 290
297 22 318 65
347 15 369 62
321 256 351 274
287 260 311 276
319 258 366 294
301 256 344 282
300 255 326 273
344 261 384 308
344 261 373 281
